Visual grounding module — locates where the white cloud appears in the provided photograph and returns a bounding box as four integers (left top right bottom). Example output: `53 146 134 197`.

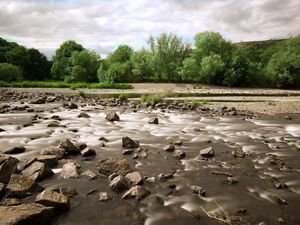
0 0 299 58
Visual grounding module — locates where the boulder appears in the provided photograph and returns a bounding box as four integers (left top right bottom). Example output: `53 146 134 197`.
40 147 65 159
7 174 43 198
36 190 70 211
98 192 109 202
148 117 159 124
21 162 53 181
59 139 80 155
125 172 143 185
4 146 26 154
174 150 185 159
60 162 78 179
80 147 96 157
199 147 214 157
97 157 132 176
122 186 150 200
0 203 55 225
0 154 19 184
36 155 58 168
106 112 120 122
78 112 90 118
109 175 130 192
162 144 175 152
122 136 140 149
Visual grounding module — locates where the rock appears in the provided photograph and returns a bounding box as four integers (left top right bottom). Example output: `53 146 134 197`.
31 97 46 104
109 175 130 192
190 185 206 196
78 112 90 118
99 137 109 142
123 149 134 155
0 154 19 184
1 198 22 206
158 173 173 182
98 192 109 202
278 218 285 224
122 136 140 149
162 144 175 152
75 142 88 150
0 128 6 132
212 171 232 177
148 117 159 124
60 162 79 179
59 187 77 198
173 140 183 146
27 108 35 113
0 203 55 225
122 186 150 200
174 150 185 159
21 161 54 181
36 155 58 168
7 174 43 198
227 177 239 184
199 147 214 157
51 115 62 121
97 157 132 176
40 147 65 159
145 177 156 183
232 149 245 158
81 170 97 180
284 115 292 120
36 190 70 211
125 172 143 185
80 147 96 157
64 103 78 109
47 121 60 127
59 139 80 155
106 112 120 122
4 146 26 154
0 182 4 194
257 222 266 225
271 195 288 205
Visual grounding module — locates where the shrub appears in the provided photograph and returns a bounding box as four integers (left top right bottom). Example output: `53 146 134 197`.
0 63 23 81
140 94 162 104
118 94 129 101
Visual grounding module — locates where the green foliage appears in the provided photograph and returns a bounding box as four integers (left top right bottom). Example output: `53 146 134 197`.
140 94 163 104
0 63 23 81
131 48 154 82
179 57 200 82
200 54 225 84
118 93 129 101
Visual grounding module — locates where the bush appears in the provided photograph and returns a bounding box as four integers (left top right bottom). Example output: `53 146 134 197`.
118 94 129 101
0 63 23 81
140 94 163 104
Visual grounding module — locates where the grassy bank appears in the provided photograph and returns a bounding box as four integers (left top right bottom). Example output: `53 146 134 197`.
0 81 133 89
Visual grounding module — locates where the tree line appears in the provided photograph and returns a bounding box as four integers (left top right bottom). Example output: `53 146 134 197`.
0 32 299 88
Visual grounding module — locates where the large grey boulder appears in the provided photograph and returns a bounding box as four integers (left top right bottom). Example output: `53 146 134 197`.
97 157 132 176
0 203 55 225
0 154 19 184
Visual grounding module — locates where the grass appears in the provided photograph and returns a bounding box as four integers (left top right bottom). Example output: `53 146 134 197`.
118 93 129 101
184 99 210 107
0 81 133 89
140 94 163 104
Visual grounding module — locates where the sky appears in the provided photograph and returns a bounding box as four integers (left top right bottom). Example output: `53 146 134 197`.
0 0 299 58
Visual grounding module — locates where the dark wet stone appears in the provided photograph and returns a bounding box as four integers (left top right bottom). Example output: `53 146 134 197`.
190 185 206 196
0 203 55 225
59 139 80 155
60 162 79 179
81 170 97 180
284 115 292 120
99 137 109 142
0 154 19 184
271 195 288 205
81 147 96 157
173 140 183 146
158 173 173 182
7 174 43 198
148 117 159 124
36 155 58 168
106 112 120 122
4 146 26 154
109 175 130 192
97 157 132 176
59 187 78 198
0 128 6 132
21 161 53 181
199 147 214 157
212 171 232 177
75 142 87 150
232 149 246 158
26 108 35 113
51 115 62 121
174 150 185 159
31 97 46 104
162 144 175 152
122 186 150 200
125 172 143 185
64 103 78 109
35 190 70 211
122 136 140 149
78 112 90 118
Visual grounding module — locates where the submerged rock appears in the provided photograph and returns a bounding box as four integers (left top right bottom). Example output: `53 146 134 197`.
97 157 132 176
227 177 239 184
4 146 26 154
122 136 140 149
0 203 55 225
0 154 19 184
59 187 77 198
122 186 150 200
36 190 70 211
106 112 120 122
78 112 90 118
199 147 214 157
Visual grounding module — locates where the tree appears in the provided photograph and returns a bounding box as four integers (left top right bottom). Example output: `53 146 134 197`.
51 40 84 80
200 54 225 84
178 57 200 82
108 45 133 63
130 48 154 82
0 63 22 81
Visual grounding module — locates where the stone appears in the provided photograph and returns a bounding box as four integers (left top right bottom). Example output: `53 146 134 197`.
81 170 97 180
122 186 150 200
232 149 246 158
97 157 132 176
1 198 22 206
148 117 159 124
109 175 130 192
271 195 288 205
21 161 54 181
106 112 120 122
190 185 206 196
284 115 292 120
158 173 173 182
64 103 78 109
31 97 46 104
60 162 79 179
173 140 183 146
40 147 65 159
99 137 109 142
4 146 26 154
36 155 58 168
0 154 19 184
75 142 88 150
51 115 61 121
123 149 134 155
0 128 6 132
0 182 4 194
98 192 109 202
125 172 143 185
174 150 185 159
212 171 232 177
145 177 156 183
227 177 239 184
78 112 90 118
162 144 175 152
7 174 43 198
0 203 55 225
122 136 140 149
81 147 96 157
59 139 80 155
59 187 77 198
36 190 70 211
199 147 214 157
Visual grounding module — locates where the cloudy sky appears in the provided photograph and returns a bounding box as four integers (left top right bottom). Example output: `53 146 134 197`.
1 0 299 58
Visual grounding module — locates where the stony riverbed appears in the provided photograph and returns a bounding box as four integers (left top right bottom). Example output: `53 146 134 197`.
0 90 300 225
